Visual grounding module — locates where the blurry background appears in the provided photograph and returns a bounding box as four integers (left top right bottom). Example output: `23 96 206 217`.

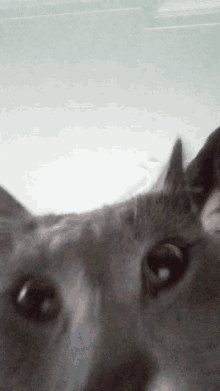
0 0 220 215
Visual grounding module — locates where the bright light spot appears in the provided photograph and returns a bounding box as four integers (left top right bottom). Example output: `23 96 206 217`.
150 376 175 391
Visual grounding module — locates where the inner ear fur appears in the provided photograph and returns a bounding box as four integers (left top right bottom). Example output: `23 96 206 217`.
200 190 220 237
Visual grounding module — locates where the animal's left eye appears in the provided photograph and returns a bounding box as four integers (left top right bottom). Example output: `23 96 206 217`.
142 241 189 297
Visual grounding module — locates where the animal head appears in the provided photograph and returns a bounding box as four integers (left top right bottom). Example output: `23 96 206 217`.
1 127 220 390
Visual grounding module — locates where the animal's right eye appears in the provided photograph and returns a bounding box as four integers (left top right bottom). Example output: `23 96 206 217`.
142 240 189 297
12 275 62 323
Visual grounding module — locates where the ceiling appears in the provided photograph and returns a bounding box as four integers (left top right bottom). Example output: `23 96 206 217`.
0 0 220 30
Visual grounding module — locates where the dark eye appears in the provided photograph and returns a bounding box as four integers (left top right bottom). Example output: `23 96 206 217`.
12 276 61 323
142 241 189 297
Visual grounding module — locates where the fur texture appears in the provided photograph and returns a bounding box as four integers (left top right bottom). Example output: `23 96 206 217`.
1 128 220 390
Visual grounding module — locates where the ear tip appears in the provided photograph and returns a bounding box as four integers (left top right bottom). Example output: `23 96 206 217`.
170 138 183 161
0 186 31 219
170 138 183 165
174 138 183 150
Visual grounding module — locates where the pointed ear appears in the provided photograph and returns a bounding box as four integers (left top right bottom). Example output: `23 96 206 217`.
185 126 220 210
151 139 185 193
164 139 185 192
0 186 31 218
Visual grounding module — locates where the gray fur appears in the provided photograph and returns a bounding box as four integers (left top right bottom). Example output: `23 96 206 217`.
1 127 220 390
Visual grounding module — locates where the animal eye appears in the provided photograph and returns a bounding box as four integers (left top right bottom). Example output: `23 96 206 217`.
12 276 61 323
143 241 189 297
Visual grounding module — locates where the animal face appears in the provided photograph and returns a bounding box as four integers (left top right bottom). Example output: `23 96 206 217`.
1 128 220 390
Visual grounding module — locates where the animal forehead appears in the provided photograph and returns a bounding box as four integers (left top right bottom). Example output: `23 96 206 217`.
135 191 184 223
25 192 194 255
134 191 200 244
12 204 130 258
52 203 135 241
0 205 136 295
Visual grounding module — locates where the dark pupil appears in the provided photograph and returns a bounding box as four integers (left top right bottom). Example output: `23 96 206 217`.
148 245 182 279
15 277 60 323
